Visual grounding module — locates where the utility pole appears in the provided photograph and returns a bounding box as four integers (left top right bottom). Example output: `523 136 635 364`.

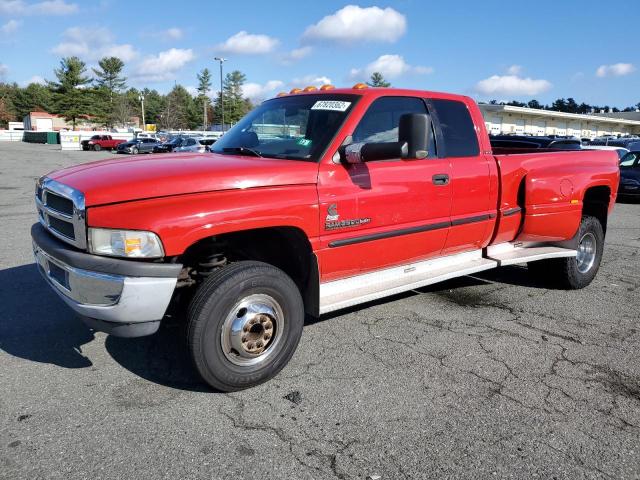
214 57 227 132
139 93 145 132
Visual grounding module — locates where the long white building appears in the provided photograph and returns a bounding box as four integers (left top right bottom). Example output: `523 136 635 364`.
479 104 640 139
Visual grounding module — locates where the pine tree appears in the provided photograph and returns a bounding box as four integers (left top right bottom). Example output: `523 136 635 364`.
197 68 212 131
213 70 252 127
49 57 93 129
13 82 53 118
93 57 126 127
367 72 391 87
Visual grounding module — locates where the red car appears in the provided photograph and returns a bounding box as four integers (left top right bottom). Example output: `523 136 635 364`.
81 135 126 151
32 85 619 391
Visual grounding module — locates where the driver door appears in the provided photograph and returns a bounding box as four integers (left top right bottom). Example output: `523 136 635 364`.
317 96 452 281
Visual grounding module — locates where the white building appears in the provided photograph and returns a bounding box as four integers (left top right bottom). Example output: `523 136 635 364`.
479 104 640 139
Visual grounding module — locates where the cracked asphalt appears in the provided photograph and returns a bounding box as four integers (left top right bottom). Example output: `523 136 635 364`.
1 142 639 479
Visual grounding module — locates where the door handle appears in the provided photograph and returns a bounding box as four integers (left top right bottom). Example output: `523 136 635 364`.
432 174 449 185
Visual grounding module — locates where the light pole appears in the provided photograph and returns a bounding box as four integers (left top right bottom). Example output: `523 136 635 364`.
139 93 146 132
214 57 227 132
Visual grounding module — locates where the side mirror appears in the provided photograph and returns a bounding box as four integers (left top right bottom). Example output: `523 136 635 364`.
344 141 408 164
399 113 431 159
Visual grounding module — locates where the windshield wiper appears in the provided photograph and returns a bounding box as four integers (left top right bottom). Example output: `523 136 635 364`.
221 146 262 157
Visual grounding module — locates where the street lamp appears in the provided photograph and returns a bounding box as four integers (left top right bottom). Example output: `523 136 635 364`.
139 93 145 132
214 57 227 132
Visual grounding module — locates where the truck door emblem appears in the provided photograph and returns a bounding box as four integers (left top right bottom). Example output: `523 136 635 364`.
326 204 339 222
325 204 371 230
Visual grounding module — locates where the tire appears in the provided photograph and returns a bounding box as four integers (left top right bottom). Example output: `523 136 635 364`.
187 261 304 391
93 144 101 151
131 147 139 155
528 215 604 289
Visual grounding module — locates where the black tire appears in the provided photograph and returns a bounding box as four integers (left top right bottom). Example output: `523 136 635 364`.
93 144 101 151
528 215 604 289
187 261 304 391
131 147 139 155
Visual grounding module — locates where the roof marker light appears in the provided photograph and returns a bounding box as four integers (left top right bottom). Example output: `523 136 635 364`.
276 92 288 97
303 86 317 92
352 83 368 90
320 84 335 91
289 88 303 94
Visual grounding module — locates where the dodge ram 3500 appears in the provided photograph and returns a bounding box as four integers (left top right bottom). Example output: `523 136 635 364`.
31 85 620 391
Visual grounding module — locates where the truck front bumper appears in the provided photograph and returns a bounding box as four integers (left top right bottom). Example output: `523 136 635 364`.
31 223 182 337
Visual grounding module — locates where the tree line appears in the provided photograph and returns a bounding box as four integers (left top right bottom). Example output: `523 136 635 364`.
0 56 253 130
482 98 640 114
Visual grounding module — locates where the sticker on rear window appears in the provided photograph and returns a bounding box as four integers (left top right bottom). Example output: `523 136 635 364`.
311 101 351 112
296 138 312 147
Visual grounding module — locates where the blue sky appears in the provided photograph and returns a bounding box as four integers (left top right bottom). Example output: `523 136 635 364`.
0 0 638 107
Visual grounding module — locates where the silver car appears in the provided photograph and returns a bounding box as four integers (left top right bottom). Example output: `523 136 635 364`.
173 137 209 153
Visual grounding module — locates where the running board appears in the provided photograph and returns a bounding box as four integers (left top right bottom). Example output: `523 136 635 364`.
319 250 496 314
485 243 577 266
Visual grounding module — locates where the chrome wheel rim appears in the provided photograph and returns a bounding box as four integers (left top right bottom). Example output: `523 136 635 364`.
221 293 284 366
576 232 597 274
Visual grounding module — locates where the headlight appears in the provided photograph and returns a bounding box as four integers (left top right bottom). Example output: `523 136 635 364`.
88 228 164 258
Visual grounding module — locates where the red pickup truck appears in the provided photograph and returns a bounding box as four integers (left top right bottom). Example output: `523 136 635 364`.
32 85 619 391
81 134 126 151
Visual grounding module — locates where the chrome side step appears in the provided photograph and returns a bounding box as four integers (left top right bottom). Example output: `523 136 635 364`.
319 250 497 314
485 243 576 266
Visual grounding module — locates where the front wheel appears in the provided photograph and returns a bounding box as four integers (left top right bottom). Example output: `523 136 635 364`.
93 144 101 151
528 215 604 289
131 147 139 155
187 261 304 391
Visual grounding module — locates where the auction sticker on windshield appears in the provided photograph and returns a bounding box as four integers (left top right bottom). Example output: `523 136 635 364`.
311 101 351 112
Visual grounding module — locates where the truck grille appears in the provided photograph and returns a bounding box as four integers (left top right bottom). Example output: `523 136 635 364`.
35 177 86 249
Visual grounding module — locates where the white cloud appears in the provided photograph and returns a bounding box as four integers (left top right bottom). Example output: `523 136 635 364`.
506 64 522 75
349 54 432 80
216 31 279 55
292 74 332 87
0 0 78 15
132 48 195 82
596 63 635 77
1 19 21 35
52 26 138 62
0 63 8 79
21 74 45 86
242 80 285 102
164 27 183 40
475 74 552 96
303 5 406 43
279 46 312 65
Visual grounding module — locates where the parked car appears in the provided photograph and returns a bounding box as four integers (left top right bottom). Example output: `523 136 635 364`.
618 151 640 198
590 137 640 150
31 85 620 391
81 135 126 151
489 134 582 151
153 136 186 153
116 138 162 154
583 145 629 161
173 137 208 153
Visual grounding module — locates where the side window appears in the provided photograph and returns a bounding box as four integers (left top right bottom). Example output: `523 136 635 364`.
431 99 480 157
619 153 637 168
352 96 436 157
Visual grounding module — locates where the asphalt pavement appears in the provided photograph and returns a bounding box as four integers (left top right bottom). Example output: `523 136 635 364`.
1 142 639 479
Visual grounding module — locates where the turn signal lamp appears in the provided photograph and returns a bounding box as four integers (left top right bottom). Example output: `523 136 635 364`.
289 88 303 94
303 86 317 92
352 83 368 90
320 84 335 91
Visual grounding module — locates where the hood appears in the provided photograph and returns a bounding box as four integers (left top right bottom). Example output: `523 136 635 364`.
47 152 319 206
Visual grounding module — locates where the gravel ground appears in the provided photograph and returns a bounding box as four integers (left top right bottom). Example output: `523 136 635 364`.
0 142 639 480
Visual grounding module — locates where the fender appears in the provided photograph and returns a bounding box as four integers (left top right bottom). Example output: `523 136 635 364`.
87 185 321 256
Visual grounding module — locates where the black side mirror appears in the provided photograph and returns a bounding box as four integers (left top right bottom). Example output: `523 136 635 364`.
344 141 408 164
399 113 431 159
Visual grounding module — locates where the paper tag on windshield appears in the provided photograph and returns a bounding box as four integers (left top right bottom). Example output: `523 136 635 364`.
311 100 351 112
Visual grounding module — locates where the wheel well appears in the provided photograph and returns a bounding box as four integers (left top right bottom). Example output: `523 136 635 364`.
582 186 610 233
180 227 319 317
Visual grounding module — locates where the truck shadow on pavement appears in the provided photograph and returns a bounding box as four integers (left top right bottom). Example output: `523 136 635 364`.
0 264 95 368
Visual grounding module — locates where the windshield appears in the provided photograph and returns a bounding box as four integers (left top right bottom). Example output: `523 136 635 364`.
212 94 359 161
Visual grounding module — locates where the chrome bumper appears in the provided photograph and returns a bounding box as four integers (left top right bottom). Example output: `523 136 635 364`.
33 243 177 327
